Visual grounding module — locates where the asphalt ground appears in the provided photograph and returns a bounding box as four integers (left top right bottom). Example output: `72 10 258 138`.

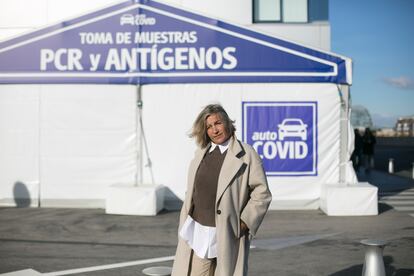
375 145 414 174
369 137 414 173
0 171 413 276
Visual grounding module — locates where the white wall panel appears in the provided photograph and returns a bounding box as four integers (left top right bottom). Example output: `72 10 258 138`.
0 29 34 41
0 0 47 27
178 0 251 25
46 0 118 24
251 23 331 51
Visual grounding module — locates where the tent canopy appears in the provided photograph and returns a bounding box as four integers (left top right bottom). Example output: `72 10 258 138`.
0 0 352 85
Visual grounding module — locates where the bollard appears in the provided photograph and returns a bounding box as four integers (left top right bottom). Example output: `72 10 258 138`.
360 239 388 276
388 158 394 174
142 266 172 276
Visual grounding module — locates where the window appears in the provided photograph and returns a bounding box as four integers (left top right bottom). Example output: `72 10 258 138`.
253 0 308 23
254 0 282 22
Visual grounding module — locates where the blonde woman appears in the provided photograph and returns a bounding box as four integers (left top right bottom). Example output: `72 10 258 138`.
172 104 272 276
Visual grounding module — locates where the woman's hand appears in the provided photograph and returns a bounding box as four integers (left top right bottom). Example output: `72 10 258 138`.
240 220 249 237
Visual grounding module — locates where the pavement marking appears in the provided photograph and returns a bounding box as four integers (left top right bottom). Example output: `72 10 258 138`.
380 192 414 196
380 196 414 200
380 200 414 205
2 233 340 275
381 192 414 196
394 206 414 211
42 256 175 276
0 269 42 276
379 189 414 213
409 214 414 218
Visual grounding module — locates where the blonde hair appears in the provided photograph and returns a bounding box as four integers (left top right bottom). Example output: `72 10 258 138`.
190 104 236 148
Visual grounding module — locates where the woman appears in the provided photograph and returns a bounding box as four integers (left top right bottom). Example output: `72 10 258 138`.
172 104 272 276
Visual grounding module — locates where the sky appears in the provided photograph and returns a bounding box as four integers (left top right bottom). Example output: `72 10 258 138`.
330 0 414 127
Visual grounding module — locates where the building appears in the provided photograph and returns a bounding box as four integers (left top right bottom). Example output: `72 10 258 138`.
375 128 396 137
396 116 414 137
245 0 330 50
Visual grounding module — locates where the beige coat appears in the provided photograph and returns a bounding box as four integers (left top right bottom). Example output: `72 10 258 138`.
172 136 272 276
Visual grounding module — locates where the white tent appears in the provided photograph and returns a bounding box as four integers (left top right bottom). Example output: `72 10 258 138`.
0 0 377 215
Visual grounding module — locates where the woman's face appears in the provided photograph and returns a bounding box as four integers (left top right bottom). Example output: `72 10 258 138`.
206 113 230 145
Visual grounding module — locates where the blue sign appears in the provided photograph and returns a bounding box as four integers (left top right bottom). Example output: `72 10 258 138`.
242 102 318 176
0 0 351 84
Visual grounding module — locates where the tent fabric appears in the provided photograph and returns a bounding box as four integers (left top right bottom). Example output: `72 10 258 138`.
0 0 352 85
0 85 40 206
0 83 361 210
141 83 341 209
0 85 137 207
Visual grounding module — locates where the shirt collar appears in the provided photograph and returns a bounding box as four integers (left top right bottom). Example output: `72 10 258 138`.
209 138 230 154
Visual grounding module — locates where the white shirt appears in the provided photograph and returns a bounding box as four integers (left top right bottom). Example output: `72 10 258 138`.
209 139 230 154
179 139 229 259
179 216 217 259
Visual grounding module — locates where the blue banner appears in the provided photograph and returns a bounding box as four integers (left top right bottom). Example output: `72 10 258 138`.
0 0 350 84
242 102 318 176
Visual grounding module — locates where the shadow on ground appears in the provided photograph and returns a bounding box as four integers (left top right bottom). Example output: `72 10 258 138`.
378 203 394 214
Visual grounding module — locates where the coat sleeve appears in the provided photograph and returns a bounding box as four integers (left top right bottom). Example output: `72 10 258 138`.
240 149 272 237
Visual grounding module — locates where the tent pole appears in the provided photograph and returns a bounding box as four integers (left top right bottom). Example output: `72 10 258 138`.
136 85 143 187
38 85 42 207
339 84 351 184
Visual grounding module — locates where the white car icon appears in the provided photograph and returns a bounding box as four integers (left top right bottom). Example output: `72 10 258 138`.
120 14 135 26
278 118 308 141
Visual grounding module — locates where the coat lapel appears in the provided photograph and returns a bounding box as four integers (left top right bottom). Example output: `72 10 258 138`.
216 136 245 204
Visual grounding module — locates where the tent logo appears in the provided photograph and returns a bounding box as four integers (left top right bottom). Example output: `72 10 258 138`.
242 102 318 176
278 118 307 141
120 14 156 26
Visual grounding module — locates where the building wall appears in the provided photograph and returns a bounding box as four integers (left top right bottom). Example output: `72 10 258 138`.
168 0 330 50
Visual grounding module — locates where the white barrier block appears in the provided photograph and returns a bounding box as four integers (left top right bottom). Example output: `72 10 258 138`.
320 182 378 216
105 184 165 216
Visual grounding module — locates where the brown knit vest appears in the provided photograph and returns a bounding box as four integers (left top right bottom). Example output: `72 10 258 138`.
190 146 227 227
